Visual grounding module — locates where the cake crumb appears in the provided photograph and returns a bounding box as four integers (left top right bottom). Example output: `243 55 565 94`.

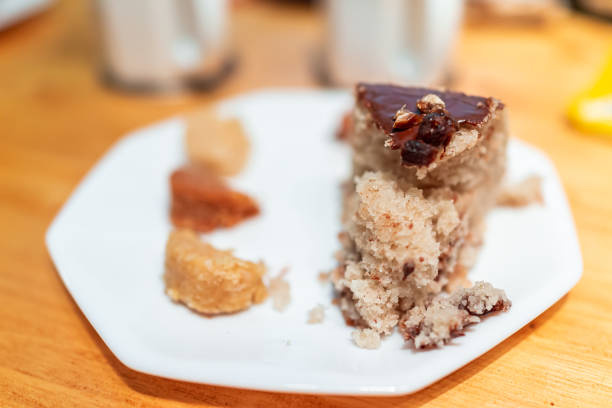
307 304 325 324
352 328 381 349
269 267 291 312
399 281 511 349
317 271 331 283
452 280 512 315
497 175 543 207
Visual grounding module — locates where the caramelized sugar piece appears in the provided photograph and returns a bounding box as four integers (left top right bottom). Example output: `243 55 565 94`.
185 108 250 176
170 165 259 233
164 229 268 314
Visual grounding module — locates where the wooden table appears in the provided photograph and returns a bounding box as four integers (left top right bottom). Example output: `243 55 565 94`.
1 1 611 406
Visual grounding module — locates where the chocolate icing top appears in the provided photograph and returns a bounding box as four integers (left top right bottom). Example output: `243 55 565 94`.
356 83 503 166
357 83 501 132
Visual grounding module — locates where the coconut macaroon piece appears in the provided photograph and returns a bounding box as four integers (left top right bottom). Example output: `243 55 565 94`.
333 83 511 348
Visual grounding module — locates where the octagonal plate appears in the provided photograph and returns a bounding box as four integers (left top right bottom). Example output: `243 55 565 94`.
46 90 582 395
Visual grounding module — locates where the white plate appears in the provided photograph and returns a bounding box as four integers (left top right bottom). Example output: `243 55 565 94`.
0 0 53 30
46 89 582 396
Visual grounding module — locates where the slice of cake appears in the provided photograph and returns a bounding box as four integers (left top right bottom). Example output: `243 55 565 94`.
332 83 511 348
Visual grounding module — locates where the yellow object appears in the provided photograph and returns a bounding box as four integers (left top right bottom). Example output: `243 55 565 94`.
567 51 612 136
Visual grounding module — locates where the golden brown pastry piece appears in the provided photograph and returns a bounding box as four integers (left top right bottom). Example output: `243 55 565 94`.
164 229 268 314
185 108 250 176
170 164 259 233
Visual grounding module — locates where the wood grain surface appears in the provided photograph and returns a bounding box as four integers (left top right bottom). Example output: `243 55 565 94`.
1 1 611 406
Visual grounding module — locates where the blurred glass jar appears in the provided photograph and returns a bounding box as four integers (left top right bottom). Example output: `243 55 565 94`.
571 0 612 19
321 0 463 87
95 0 235 91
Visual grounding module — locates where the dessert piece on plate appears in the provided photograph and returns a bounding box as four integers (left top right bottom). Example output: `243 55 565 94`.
332 83 511 348
164 229 268 314
185 108 250 176
170 165 259 233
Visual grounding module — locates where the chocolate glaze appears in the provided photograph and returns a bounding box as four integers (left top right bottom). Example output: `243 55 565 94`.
356 83 503 166
357 83 500 132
